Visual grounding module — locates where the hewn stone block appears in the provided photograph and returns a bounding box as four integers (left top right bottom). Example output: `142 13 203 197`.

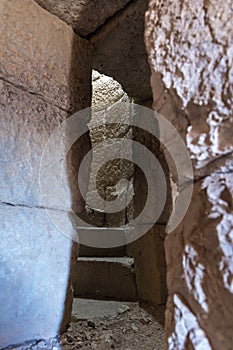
0 204 74 348
34 0 130 36
0 0 92 347
127 225 167 305
0 0 91 112
0 81 69 208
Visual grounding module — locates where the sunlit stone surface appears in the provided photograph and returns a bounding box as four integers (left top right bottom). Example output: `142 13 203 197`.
145 0 233 348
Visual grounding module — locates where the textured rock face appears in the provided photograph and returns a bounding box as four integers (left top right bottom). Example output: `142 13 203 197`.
0 0 91 347
146 0 233 168
165 177 233 350
145 0 233 349
34 0 130 36
86 70 133 227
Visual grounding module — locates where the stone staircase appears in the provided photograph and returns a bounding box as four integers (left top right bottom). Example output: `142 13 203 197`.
73 246 138 302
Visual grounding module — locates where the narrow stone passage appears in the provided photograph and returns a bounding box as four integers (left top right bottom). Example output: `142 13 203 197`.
2 0 231 348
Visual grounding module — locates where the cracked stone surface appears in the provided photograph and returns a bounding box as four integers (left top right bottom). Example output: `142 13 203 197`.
1 0 91 112
0 0 92 210
0 80 68 208
145 0 233 349
0 0 91 347
34 0 130 36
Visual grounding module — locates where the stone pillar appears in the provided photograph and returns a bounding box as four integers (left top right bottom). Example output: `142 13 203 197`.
0 0 91 347
145 0 233 349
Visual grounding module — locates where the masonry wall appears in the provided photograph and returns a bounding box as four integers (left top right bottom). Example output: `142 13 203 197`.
145 0 233 349
0 0 91 347
2 0 232 347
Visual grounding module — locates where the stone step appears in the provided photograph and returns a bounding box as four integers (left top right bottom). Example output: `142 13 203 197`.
72 257 137 301
72 298 136 320
79 244 126 257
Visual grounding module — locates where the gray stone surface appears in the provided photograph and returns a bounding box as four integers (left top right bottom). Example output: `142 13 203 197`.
0 0 92 347
72 298 134 319
0 80 90 213
145 0 233 349
0 0 92 210
0 0 92 208
0 204 73 348
0 81 68 208
34 0 130 36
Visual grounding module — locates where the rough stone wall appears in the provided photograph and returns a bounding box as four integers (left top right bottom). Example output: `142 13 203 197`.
86 70 133 228
0 0 91 347
145 0 233 349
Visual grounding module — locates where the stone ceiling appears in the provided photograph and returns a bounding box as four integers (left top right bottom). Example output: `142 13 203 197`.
35 0 152 103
